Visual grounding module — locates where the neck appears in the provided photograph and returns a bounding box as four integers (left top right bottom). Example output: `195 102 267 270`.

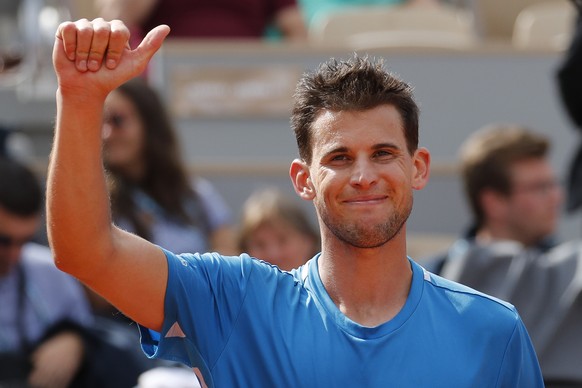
318 230 412 327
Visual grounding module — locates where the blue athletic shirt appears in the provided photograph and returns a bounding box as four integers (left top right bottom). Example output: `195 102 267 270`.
139 250 544 387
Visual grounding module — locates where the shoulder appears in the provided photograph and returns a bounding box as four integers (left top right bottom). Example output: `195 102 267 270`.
420 265 520 327
190 177 220 199
163 248 298 284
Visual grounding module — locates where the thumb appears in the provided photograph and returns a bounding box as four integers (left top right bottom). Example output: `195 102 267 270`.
133 25 171 66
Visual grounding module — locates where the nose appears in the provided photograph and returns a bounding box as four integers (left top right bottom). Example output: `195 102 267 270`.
349 158 378 189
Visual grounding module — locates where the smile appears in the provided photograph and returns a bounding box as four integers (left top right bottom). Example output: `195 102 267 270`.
343 195 388 204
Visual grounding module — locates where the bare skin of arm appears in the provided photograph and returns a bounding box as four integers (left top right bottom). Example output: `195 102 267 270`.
48 19 170 331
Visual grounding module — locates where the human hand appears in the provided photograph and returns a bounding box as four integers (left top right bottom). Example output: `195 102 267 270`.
52 18 170 100
27 331 85 388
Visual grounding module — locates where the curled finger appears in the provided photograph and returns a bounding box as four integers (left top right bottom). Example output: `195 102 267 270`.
104 19 131 69
74 18 94 72
87 18 111 71
55 21 79 61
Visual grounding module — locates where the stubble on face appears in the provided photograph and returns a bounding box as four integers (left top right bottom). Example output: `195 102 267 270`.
315 191 413 249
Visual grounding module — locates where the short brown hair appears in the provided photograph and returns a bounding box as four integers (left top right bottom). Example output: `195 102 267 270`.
291 54 419 164
460 124 550 227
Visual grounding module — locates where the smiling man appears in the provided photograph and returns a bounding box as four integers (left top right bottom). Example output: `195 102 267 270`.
48 19 543 387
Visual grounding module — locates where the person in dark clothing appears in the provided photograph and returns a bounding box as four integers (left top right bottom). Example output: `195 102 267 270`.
557 0 582 213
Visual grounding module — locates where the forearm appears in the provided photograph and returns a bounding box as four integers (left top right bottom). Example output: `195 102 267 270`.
47 90 113 277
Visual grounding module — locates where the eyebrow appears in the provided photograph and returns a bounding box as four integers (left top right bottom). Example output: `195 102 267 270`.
372 143 401 151
321 142 401 159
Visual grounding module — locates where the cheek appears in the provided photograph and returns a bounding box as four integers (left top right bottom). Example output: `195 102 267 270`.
125 126 145 148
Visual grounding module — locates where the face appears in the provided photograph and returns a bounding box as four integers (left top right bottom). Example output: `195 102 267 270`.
502 158 563 245
0 206 40 276
291 105 430 249
102 90 146 176
245 219 317 271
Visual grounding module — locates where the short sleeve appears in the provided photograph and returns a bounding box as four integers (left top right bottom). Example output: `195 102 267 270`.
496 317 544 387
140 249 254 369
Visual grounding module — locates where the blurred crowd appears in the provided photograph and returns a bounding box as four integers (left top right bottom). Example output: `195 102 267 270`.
2 0 582 387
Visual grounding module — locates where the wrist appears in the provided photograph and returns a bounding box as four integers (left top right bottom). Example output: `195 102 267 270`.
56 85 109 106
56 87 108 114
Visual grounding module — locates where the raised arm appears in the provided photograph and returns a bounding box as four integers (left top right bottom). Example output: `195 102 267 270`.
48 19 170 331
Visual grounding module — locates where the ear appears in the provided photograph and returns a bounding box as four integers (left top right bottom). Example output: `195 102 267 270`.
411 147 431 190
290 159 315 200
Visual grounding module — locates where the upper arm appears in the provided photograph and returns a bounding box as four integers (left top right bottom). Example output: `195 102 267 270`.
79 226 168 331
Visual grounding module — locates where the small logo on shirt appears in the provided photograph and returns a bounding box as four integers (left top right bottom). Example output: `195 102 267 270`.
165 321 186 338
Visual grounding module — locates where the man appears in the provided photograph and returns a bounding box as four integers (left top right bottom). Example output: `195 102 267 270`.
48 19 543 386
425 125 582 386
427 124 563 276
0 158 92 387
557 0 582 213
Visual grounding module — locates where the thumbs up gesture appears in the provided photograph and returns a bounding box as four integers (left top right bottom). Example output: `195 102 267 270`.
52 18 170 99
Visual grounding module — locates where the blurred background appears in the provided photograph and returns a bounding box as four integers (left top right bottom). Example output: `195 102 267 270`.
0 0 578 258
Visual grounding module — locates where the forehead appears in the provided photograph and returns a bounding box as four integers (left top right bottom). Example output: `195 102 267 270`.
310 105 406 151
105 90 134 111
509 158 554 181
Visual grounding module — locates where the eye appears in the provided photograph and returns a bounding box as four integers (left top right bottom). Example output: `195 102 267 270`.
373 149 394 160
326 153 352 166
331 154 349 161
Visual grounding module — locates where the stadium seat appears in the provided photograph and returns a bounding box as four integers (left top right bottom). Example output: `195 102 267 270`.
308 4 478 50
512 0 576 51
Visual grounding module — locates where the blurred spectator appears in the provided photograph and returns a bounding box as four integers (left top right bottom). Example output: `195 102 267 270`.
426 124 563 274
99 70 237 388
0 157 92 387
557 0 582 214
95 0 307 45
300 0 442 28
237 187 319 271
103 77 237 257
0 126 35 165
422 125 582 386
90 76 237 319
